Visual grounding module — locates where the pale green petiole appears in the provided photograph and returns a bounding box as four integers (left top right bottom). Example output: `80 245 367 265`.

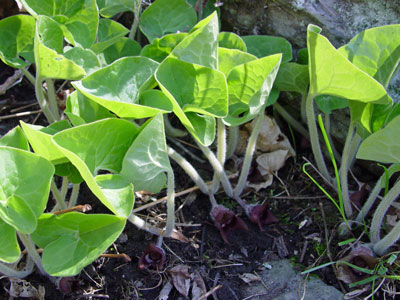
196 141 233 198
167 146 209 194
17 233 45 275
233 112 264 198
164 170 176 238
0 256 34 278
305 92 332 183
210 119 226 193
226 125 239 160
50 180 67 210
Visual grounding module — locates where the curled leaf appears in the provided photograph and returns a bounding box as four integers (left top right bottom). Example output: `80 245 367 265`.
138 243 166 271
337 245 378 284
248 203 278 231
211 205 248 244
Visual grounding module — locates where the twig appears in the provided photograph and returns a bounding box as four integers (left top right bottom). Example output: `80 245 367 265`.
100 253 131 262
10 102 38 113
163 241 184 263
299 240 308 263
53 204 92 215
240 293 268 300
271 195 327 200
77 294 110 299
0 69 23 95
212 272 220 300
0 109 41 120
132 174 237 213
198 284 223 300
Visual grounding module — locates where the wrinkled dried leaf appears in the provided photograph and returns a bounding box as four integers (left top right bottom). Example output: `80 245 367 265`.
8 278 45 300
246 115 295 156
169 264 206 300
247 173 273 191
171 229 190 243
239 273 261 284
191 272 206 300
170 265 191 297
159 280 173 300
256 149 289 176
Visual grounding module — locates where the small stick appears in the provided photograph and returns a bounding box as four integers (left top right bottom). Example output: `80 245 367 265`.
0 69 23 95
53 204 92 215
299 240 308 263
132 174 237 213
10 102 38 113
198 284 223 300
100 253 131 262
0 109 41 120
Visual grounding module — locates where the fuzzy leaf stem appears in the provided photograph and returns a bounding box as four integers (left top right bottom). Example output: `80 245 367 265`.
233 111 264 198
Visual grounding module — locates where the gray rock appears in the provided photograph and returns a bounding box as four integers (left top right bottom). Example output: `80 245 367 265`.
242 260 344 300
221 0 399 48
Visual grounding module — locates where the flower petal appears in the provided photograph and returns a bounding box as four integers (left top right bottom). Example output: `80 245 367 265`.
211 205 248 244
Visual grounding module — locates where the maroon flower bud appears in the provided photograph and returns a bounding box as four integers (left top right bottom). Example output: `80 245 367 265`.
211 205 248 244
248 203 278 231
138 243 165 271
59 277 79 294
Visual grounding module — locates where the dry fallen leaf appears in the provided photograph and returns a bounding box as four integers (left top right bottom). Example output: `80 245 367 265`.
247 115 295 156
239 273 261 284
237 115 295 191
8 278 45 300
169 265 207 300
256 149 290 176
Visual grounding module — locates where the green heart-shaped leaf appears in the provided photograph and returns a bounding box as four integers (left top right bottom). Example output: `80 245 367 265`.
242 35 292 63
97 0 136 17
121 114 171 193
339 24 400 88
274 62 309 95
31 212 126 276
0 126 29 150
357 115 400 164
20 120 71 164
52 119 137 217
101 37 141 65
307 24 391 105
218 32 247 51
141 33 187 63
0 219 20 263
155 57 228 145
0 15 35 68
0 147 54 233
170 12 219 69
140 0 197 42
315 95 348 114
224 54 282 126
35 16 86 80
90 19 129 54
63 47 100 74
65 90 115 126
72 56 169 118
218 47 256 77
20 0 98 48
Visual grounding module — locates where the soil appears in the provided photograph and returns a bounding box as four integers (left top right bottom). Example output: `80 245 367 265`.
0 59 395 300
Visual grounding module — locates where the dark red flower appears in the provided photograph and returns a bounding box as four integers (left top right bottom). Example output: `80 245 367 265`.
138 243 165 271
211 205 248 244
248 203 278 231
59 277 79 294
